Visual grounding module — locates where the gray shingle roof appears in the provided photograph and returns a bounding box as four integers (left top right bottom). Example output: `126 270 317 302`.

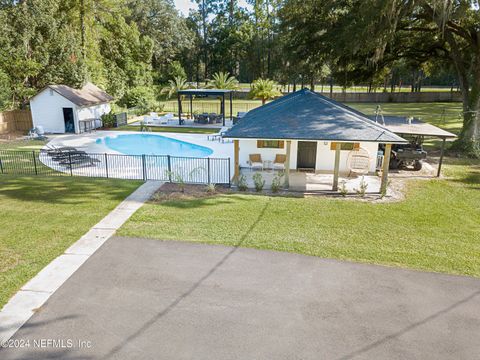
224 89 406 143
47 82 114 107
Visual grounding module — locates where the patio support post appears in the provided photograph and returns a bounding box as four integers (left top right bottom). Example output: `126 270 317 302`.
177 94 182 125
332 142 341 191
233 140 240 182
437 137 446 177
190 95 193 120
230 92 233 121
380 143 392 194
222 94 226 126
284 140 291 188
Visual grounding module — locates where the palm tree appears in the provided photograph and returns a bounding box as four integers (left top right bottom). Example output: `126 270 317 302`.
207 72 239 90
161 76 189 99
249 78 282 105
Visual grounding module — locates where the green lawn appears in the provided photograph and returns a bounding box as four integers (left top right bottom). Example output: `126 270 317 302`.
0 176 141 308
119 158 480 278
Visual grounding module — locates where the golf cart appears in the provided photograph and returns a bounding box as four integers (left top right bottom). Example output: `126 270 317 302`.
383 135 427 171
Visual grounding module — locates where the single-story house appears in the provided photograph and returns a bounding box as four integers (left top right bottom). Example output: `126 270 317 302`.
223 89 407 191
30 82 114 134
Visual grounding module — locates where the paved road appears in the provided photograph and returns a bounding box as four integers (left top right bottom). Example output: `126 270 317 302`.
1 236 479 359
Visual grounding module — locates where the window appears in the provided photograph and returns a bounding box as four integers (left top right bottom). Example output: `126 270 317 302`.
330 142 360 151
257 140 284 149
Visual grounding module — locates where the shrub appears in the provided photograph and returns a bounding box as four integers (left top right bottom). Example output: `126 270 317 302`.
101 112 116 128
236 174 248 191
271 173 284 193
206 183 216 193
354 176 368 197
252 172 265 192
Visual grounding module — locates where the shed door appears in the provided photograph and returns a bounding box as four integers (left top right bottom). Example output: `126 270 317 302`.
297 141 317 170
63 108 75 133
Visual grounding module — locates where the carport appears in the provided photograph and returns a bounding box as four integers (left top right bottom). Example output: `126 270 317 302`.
371 116 457 177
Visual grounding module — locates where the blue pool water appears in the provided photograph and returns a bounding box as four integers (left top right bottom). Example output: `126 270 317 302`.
96 134 213 157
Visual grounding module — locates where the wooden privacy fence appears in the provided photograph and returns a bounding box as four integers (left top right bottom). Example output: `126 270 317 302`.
0 110 33 134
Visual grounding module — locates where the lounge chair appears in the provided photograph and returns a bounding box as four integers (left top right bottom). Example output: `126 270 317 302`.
143 116 154 125
248 154 263 170
26 127 47 141
273 154 287 170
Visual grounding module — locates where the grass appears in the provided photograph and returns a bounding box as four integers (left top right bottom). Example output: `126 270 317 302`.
119 158 480 278
112 125 217 134
0 176 141 308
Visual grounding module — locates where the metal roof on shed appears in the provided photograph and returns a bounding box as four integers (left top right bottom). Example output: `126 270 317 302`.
42 82 114 107
368 115 457 138
224 89 406 143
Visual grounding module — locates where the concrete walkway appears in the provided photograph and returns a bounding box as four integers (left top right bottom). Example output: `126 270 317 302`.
0 181 163 344
2 237 479 359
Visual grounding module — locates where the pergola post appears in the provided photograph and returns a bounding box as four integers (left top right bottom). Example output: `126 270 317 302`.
233 139 240 182
177 94 182 125
332 142 341 191
189 95 193 120
380 143 392 194
230 92 233 122
437 137 446 177
222 94 226 126
284 140 291 188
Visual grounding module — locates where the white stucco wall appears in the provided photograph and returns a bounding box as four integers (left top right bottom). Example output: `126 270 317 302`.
238 139 297 169
315 141 379 173
238 139 379 173
77 103 111 121
30 88 77 134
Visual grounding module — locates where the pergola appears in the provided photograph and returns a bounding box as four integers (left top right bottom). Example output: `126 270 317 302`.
177 89 234 126
375 116 457 177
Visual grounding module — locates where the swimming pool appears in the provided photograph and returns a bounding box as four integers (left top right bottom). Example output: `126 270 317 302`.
96 133 213 157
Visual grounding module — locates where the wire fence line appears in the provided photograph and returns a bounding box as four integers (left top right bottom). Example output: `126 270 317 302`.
0 150 231 185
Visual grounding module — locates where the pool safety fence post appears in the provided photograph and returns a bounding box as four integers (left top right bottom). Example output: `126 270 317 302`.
142 154 147 181
68 153 73 176
32 150 38 175
207 158 211 184
167 155 172 182
105 153 109 179
0 158 3 174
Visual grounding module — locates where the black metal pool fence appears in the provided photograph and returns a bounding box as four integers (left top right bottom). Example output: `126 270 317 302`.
0 150 231 185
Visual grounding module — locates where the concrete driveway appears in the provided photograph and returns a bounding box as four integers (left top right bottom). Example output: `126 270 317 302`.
1 236 479 360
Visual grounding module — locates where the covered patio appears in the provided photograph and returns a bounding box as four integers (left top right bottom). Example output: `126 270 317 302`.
224 89 407 194
177 89 234 127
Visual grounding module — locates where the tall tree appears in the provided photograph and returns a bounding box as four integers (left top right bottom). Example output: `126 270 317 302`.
279 0 480 155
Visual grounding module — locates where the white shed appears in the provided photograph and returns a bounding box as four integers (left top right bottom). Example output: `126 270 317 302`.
30 82 114 134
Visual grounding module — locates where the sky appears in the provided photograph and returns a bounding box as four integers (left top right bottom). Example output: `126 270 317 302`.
173 0 251 16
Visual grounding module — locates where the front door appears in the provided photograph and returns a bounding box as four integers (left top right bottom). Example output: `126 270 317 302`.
63 108 75 133
297 141 317 170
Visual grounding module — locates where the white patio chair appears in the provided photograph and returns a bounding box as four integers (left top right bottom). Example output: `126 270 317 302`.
248 154 264 170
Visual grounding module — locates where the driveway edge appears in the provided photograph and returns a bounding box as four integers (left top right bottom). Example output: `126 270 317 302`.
0 180 163 343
